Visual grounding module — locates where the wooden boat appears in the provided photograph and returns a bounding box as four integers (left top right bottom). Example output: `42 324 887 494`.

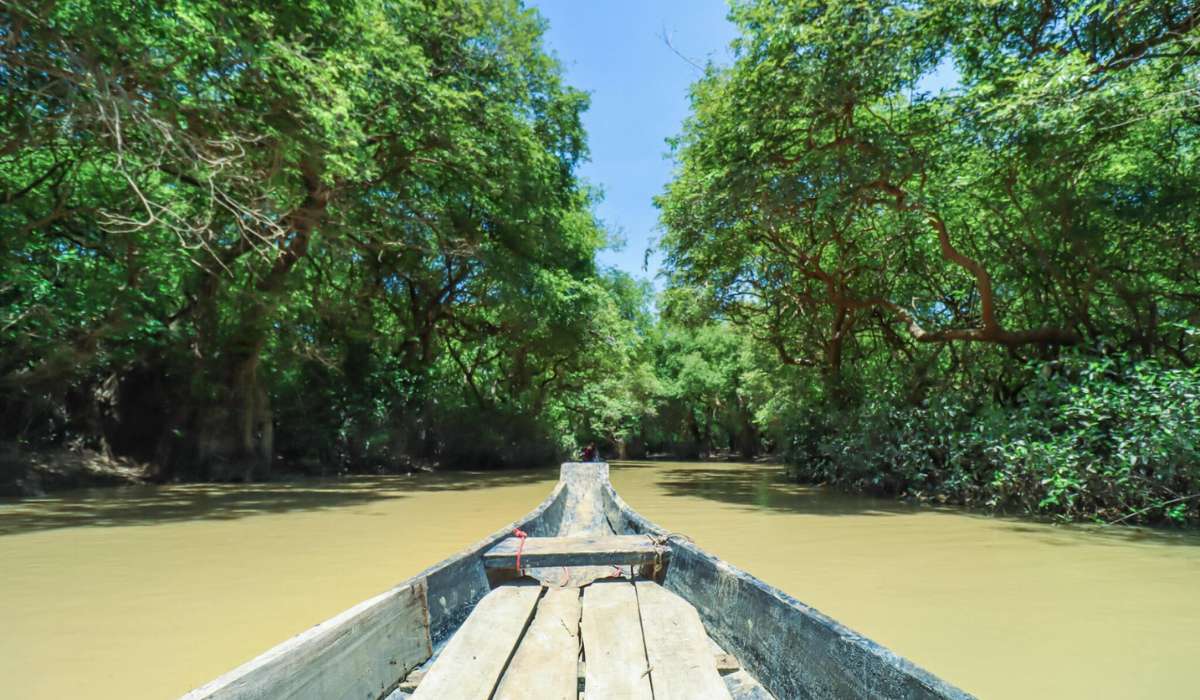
184 463 974 699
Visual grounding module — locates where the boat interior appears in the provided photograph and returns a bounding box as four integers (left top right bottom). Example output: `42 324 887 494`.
395 463 770 699
184 463 971 700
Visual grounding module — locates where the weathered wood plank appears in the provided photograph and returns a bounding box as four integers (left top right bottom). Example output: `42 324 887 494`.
558 462 612 536
182 580 430 700
397 668 424 693
548 463 620 588
714 652 741 675
661 543 977 700
493 587 582 700
484 535 662 569
411 584 541 700
634 581 731 700
723 669 777 700
708 635 743 675
580 580 652 699
599 464 974 700
191 463 973 700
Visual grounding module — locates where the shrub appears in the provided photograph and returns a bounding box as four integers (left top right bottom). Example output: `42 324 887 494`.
782 355 1200 525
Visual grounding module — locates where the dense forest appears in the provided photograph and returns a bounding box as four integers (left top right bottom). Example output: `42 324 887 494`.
2 0 1198 524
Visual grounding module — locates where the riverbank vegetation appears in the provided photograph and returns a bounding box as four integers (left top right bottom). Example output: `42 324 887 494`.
2 0 635 482
655 0 1200 525
3 1 1198 524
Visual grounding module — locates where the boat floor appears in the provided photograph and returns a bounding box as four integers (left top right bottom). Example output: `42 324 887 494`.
396 578 774 700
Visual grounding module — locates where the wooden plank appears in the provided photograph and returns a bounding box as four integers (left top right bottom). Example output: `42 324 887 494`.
411 584 541 700
714 652 741 675
182 580 431 700
661 543 978 700
723 669 777 700
483 535 661 569
397 668 424 692
579 580 652 699
493 587 582 700
424 545 493 646
634 581 732 700
551 463 620 587
558 462 613 536
709 632 742 675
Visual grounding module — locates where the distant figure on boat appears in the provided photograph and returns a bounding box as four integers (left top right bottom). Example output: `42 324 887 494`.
580 443 597 462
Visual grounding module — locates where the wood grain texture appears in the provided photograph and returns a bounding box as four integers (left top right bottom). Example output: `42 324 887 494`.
723 669 778 700
543 463 621 588
181 580 431 700
580 580 652 699
635 580 731 700
661 543 978 700
493 587 582 700
189 463 973 700
602 466 976 700
411 584 541 700
714 652 742 675
484 535 661 569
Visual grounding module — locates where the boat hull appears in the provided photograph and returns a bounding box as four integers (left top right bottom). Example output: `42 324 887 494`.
181 474 570 700
604 476 972 699
184 463 973 699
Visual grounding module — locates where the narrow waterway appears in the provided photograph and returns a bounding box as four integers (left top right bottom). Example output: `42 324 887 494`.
1 461 1197 699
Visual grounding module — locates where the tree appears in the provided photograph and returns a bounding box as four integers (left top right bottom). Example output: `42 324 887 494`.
654 0 1200 523
658 0 1200 383
1 0 629 477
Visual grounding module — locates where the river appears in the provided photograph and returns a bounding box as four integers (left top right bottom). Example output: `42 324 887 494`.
1 461 1197 699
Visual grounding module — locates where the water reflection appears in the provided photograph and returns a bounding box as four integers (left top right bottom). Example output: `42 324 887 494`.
1 460 1198 700
628 460 1200 548
648 461 924 516
606 461 1200 699
0 469 556 536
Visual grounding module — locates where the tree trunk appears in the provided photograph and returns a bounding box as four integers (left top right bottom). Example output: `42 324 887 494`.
189 159 328 480
686 410 703 458
737 398 759 459
196 347 273 481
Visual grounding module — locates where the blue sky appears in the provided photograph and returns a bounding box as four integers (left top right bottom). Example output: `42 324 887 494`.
528 0 739 283
527 2 959 284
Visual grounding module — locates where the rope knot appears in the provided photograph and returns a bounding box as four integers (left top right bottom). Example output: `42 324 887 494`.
512 528 528 573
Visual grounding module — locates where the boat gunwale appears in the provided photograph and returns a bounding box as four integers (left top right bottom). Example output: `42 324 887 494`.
182 472 569 700
598 467 976 700
185 463 974 700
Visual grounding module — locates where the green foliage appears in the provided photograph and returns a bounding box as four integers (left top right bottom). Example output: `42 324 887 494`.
4 0 1198 531
660 0 1199 364
781 354 1200 524
657 0 1200 524
0 0 649 476
646 321 767 458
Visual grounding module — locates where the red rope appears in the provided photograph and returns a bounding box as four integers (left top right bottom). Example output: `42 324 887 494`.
512 528 528 573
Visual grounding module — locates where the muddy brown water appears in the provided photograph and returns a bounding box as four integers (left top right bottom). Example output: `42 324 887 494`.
1 461 1197 699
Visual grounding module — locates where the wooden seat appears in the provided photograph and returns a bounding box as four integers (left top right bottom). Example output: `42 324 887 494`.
482 534 665 569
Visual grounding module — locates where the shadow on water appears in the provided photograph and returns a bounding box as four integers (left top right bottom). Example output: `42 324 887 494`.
991 520 1200 549
631 460 926 517
618 460 1200 549
0 468 557 537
